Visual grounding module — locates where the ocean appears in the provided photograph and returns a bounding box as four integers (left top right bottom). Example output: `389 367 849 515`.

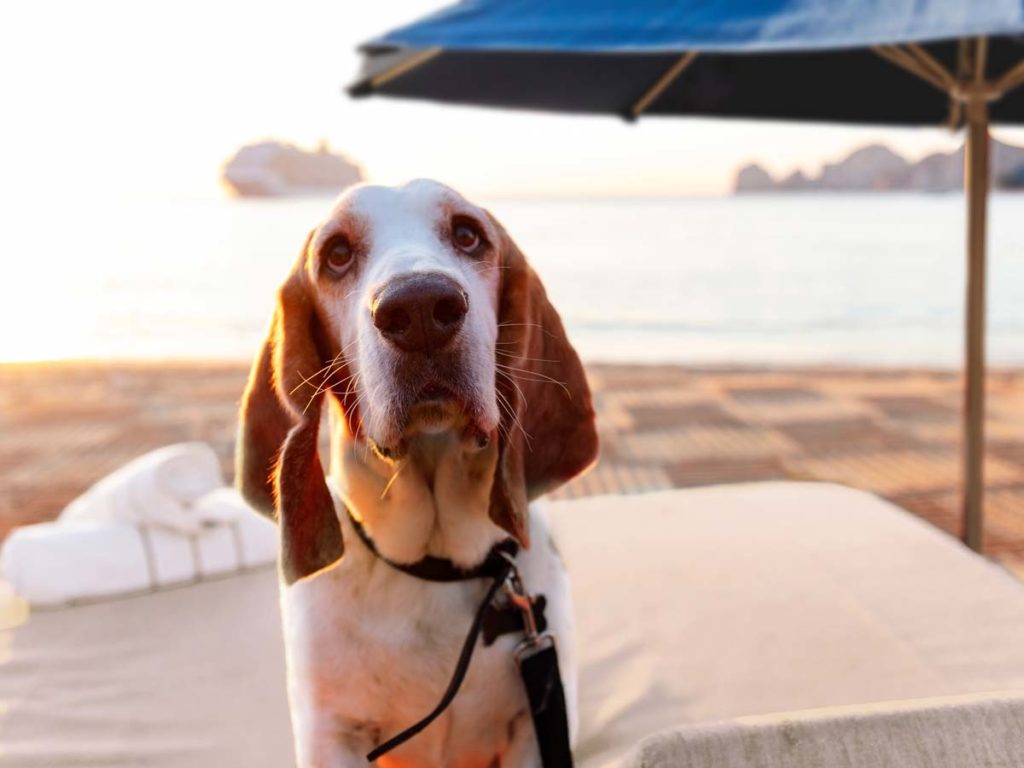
3 193 1023 366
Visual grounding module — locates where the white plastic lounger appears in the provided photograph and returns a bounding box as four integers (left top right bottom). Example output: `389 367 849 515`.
3 482 1024 767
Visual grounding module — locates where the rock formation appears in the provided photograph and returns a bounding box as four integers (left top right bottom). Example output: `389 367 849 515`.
735 139 1024 193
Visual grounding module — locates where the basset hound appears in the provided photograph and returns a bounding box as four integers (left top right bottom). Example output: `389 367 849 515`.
236 179 598 767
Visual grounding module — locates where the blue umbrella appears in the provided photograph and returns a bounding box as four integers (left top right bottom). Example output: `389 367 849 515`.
350 1 1024 552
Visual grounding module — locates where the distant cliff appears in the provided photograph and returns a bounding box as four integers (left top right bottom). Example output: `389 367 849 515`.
734 140 1024 193
222 140 363 197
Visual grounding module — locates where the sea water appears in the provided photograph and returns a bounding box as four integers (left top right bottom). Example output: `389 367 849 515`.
2 193 1022 365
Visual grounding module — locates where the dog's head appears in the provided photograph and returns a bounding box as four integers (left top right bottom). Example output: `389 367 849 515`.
237 180 597 584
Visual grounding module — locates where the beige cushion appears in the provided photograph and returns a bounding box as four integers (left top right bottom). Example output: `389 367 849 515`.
550 483 1024 767
0 570 293 768
3 482 1024 767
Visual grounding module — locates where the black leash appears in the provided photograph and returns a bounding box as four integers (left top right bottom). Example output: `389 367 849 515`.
347 509 573 767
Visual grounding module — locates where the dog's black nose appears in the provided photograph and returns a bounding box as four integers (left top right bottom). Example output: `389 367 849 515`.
372 273 468 353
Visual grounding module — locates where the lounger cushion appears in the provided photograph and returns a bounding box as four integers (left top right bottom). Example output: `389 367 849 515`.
548 483 1024 767
0 570 293 768
2 482 1024 767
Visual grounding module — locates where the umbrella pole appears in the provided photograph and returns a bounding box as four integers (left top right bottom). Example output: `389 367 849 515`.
871 40 993 551
961 93 989 552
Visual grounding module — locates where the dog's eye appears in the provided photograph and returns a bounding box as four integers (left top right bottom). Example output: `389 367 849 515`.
451 219 483 254
323 236 353 275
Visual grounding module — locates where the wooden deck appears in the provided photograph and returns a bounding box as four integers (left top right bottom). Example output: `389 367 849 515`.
2 362 1023 574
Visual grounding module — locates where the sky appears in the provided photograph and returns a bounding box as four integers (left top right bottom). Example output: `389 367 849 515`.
3 0 1024 201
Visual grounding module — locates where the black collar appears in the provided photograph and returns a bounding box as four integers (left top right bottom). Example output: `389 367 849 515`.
345 505 518 582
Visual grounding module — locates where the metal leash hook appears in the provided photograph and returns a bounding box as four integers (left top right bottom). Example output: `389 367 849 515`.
497 551 555 662
497 552 574 767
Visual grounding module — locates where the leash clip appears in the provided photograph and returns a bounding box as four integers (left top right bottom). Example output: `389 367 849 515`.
498 551 553 661
497 555 573 767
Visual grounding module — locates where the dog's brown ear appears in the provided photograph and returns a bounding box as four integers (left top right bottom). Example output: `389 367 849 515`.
236 242 343 585
489 223 598 547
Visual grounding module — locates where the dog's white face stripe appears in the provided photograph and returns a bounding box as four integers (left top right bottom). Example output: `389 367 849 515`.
311 179 501 453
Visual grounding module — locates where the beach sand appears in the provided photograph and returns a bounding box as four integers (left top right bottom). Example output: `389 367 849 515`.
2 362 1023 574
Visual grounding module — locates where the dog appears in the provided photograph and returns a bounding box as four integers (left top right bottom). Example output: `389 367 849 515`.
236 179 598 767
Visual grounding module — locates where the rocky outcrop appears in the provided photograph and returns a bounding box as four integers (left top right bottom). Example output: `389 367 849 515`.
734 164 776 192
779 170 812 191
817 144 909 190
735 139 1024 193
222 140 363 197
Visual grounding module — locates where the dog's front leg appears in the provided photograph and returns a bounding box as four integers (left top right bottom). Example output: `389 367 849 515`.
293 717 369 768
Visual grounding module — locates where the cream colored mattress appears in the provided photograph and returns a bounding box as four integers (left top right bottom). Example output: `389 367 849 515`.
3 482 1024 767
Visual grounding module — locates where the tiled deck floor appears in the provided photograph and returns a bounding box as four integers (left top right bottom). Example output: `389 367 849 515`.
2 362 1023 574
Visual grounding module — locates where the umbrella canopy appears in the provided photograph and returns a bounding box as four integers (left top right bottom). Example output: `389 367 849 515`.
349 1 1024 553
350 1 1024 124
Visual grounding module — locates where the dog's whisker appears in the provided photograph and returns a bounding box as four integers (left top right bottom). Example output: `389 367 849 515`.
363 378 389 463
495 361 567 382
347 387 369 442
290 350 346 396
496 321 561 341
340 369 361 405
292 339 359 400
379 459 407 501
493 381 533 449
495 399 522 442
496 391 530 447
496 368 530 415
303 342 362 408
495 350 562 364
493 391 516 444
495 363 572 399
303 360 357 415
321 366 359 396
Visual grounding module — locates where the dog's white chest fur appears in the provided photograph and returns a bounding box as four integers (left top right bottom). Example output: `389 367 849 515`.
281 507 576 768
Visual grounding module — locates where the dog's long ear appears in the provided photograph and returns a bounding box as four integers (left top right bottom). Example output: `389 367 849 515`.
236 241 343 585
489 223 598 547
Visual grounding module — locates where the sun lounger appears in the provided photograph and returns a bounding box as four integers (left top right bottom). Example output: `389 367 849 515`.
2 482 1023 767
549 483 1024 767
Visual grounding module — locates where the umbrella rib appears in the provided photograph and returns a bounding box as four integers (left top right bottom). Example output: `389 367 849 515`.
630 51 698 118
994 59 1024 96
872 45 951 95
370 47 443 89
904 43 957 90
